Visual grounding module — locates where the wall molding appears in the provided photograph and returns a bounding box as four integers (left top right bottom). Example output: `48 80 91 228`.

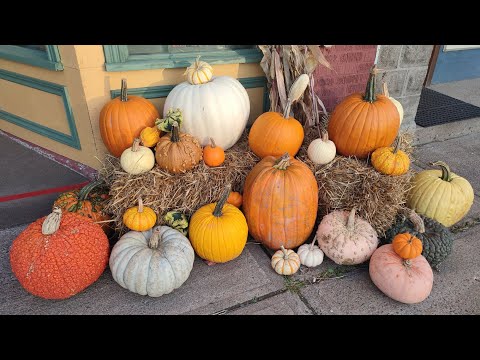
0 45 63 71
0 69 81 149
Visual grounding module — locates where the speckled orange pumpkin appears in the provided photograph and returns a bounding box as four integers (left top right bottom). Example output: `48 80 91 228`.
9 208 109 299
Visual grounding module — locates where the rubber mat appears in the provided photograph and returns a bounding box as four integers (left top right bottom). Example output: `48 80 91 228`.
415 87 480 127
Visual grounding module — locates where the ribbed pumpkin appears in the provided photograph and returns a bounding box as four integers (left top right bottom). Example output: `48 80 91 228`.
248 74 309 158
189 184 248 263
53 179 111 233
203 138 225 167
383 209 453 268
183 57 213 85
407 161 474 227
392 233 423 259
123 197 157 231
10 208 109 299
327 66 400 158
99 79 160 157
271 246 301 275
383 82 404 125
243 152 318 250
140 126 161 147
371 136 410 176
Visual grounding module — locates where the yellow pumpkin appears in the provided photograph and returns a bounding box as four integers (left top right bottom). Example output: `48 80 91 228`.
140 126 161 147
371 136 410 176
189 184 248 263
123 196 157 231
407 161 474 227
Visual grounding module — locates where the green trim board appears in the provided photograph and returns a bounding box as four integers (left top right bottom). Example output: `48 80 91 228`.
110 76 269 112
0 45 63 71
0 69 80 149
103 45 263 72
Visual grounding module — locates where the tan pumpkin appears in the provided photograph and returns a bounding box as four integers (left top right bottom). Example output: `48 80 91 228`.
371 136 410 176
383 82 404 125
140 126 161 147
120 138 155 175
271 246 301 275
123 196 157 231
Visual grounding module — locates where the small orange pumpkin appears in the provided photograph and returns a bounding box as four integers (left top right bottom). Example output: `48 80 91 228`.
392 233 423 259
227 191 243 208
203 138 225 167
371 136 410 176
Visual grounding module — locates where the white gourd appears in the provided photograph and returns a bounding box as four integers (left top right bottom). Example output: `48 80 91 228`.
271 246 301 275
184 57 213 85
164 60 250 150
120 138 155 175
383 82 404 125
297 236 324 267
109 226 195 297
307 132 336 165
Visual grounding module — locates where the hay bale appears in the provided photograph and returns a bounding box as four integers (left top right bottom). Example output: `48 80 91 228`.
99 131 259 234
297 127 415 236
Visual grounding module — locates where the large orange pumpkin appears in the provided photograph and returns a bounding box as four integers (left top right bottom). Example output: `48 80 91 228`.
9 208 109 300
243 152 318 250
327 66 400 158
99 79 160 157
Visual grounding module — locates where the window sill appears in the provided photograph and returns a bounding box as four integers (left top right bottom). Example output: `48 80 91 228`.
0 46 63 71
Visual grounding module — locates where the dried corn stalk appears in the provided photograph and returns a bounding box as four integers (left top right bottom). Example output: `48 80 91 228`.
258 45 332 128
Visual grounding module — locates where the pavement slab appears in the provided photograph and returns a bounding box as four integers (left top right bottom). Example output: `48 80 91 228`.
228 291 312 315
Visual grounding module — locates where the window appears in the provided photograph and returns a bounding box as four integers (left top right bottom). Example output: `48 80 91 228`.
103 45 262 72
0 45 63 71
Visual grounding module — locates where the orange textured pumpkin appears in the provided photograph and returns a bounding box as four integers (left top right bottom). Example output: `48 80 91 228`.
392 233 423 259
327 66 400 158
227 191 243 208
99 79 160 157
243 152 318 250
203 137 225 167
9 208 109 299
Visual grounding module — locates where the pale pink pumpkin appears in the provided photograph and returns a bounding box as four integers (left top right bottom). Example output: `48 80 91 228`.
316 208 378 265
369 244 433 304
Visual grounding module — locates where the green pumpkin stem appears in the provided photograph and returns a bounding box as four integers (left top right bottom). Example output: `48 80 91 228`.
78 179 106 202
42 207 62 235
213 184 232 217
148 226 161 249
273 153 291 170
363 66 377 103
347 208 356 231
171 121 180 143
393 135 401 154
120 79 128 102
407 209 426 234
431 161 452 182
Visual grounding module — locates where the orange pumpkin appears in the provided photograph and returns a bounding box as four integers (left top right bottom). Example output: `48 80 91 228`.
9 208 109 299
392 233 423 259
327 66 400 158
203 137 225 167
243 152 318 249
99 79 160 157
227 191 243 208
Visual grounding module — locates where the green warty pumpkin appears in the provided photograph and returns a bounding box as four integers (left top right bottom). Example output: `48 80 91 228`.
164 211 189 235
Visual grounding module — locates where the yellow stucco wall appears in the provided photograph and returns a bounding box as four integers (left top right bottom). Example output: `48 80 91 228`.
0 45 265 170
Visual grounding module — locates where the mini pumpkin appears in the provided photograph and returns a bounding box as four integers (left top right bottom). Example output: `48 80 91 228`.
227 191 243 208
307 131 336 165
163 211 189 236
123 196 157 231
271 246 301 275
392 233 423 259
140 126 161 147
120 138 155 175
297 236 324 268
203 138 225 167
184 57 213 85
371 136 410 176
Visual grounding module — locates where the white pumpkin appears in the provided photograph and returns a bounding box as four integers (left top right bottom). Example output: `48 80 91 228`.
297 236 324 267
120 138 155 175
164 61 250 150
271 245 301 275
383 82 404 125
307 131 336 165
109 226 195 297
184 57 213 85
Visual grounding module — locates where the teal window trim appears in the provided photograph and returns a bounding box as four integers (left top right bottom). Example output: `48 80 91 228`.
103 45 263 72
0 45 63 71
0 69 80 149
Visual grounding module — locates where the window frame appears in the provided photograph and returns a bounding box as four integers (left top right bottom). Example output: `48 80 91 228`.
0 45 63 71
103 45 263 72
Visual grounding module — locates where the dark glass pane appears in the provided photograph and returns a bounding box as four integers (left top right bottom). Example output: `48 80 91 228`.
18 45 47 52
127 45 254 55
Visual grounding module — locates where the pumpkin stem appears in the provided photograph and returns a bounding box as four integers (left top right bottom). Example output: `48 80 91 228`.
137 196 144 213
283 100 293 119
213 184 232 217
347 208 356 231
273 152 291 170
382 82 390 97
77 179 106 202
41 207 62 235
148 226 161 250
431 161 452 182
171 121 180 143
131 138 141 152
393 135 401 154
408 209 426 234
403 259 412 268
120 79 128 102
363 65 377 103
310 235 317 250
321 131 329 142
280 245 288 258
209 137 216 148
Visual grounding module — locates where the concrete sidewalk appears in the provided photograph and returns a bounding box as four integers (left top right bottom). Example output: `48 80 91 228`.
1 133 479 315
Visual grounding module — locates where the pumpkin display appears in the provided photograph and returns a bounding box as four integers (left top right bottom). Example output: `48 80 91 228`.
163 61 250 150
140 126 161 147
369 244 433 304
53 179 111 233
248 74 309 158
383 82 404 125
392 233 423 259
371 136 410 176
155 121 202 174
120 138 155 175
327 66 400 158
271 246 301 275
99 79 160 157
317 208 378 265
109 226 195 297
297 236 324 268
163 211 189 236
243 152 318 250
307 131 336 165
9 208 109 299
227 191 243 208
203 138 225 167
383 209 453 268
183 57 213 85
189 184 248 263
123 196 157 231
407 161 474 227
